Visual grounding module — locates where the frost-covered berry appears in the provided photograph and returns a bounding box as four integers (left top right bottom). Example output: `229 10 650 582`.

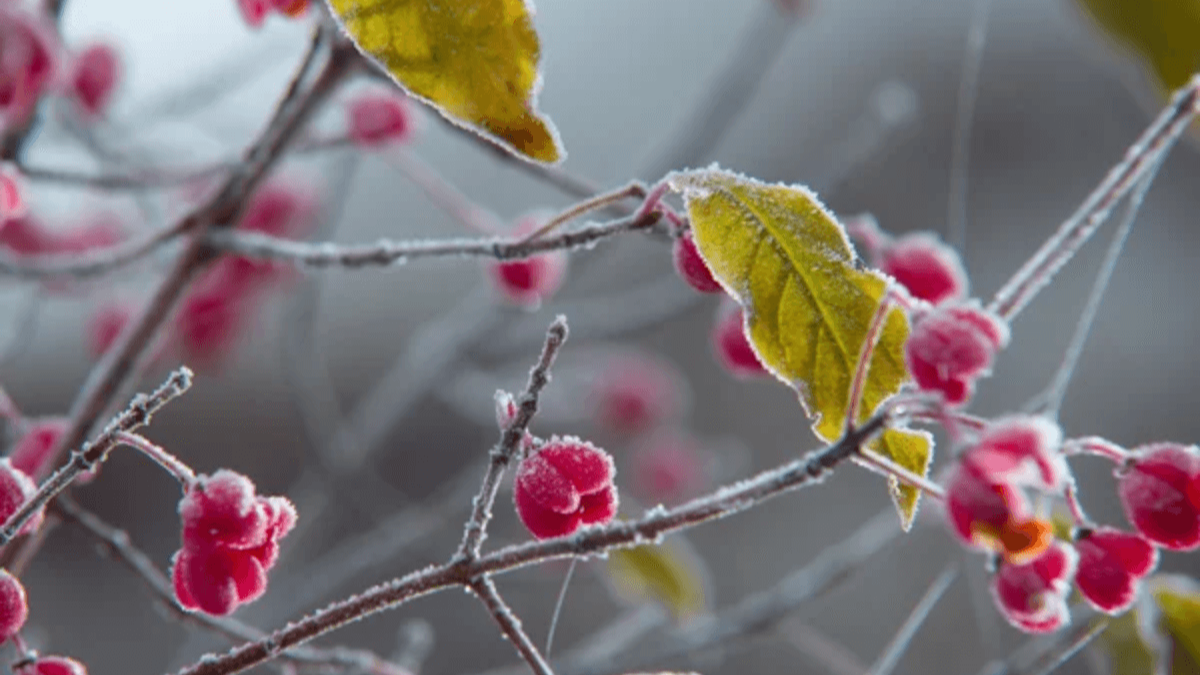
712 300 768 378
672 231 722 294
0 458 41 536
69 43 119 118
514 437 617 539
963 416 1067 492
1117 443 1200 551
630 429 706 505
990 541 1078 634
588 352 683 435
0 216 53 256
488 215 568 308
346 89 415 148
9 417 66 480
236 0 270 27
0 568 27 643
0 164 24 222
29 657 88 675
944 461 1052 564
173 470 296 616
905 302 1008 406
1073 527 1157 614
271 0 308 17
0 8 59 131
878 232 968 305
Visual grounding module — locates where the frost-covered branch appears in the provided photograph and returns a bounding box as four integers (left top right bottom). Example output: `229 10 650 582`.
469 577 555 675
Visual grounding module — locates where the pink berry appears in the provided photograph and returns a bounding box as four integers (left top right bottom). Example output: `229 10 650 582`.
0 163 24 221
346 90 415 148
672 231 722 294
271 0 308 17
236 0 270 27
0 8 59 131
878 232 968 305
905 302 1008 406
963 416 1068 491
0 568 27 643
173 470 296 615
0 458 41 536
9 417 67 480
0 216 53 256
487 214 569 308
1117 443 1200 551
226 179 317 286
711 300 768 378
172 265 260 370
1073 527 1158 614
588 352 683 435
990 541 1078 634
69 42 119 118
514 437 618 540
943 461 1051 563
53 216 124 254
30 657 87 675
630 429 706 505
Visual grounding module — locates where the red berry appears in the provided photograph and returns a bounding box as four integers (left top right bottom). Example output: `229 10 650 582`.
53 216 124 254
30 657 87 675
588 352 684 435
1117 443 1200 551
346 89 415 148
943 459 1056 565
271 0 308 17
672 231 722 294
69 43 119 118
990 541 1078 634
173 470 296 615
0 8 59 130
0 216 53 256
963 416 1067 491
879 232 968 305
236 0 270 27
630 429 706 505
905 302 1008 406
1073 527 1158 614
514 437 618 539
9 417 67 480
0 163 25 221
711 300 768 378
0 458 41 536
489 255 567 307
0 568 28 643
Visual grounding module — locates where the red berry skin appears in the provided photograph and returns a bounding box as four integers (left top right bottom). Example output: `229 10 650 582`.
9 417 67 480
180 471 269 551
0 8 59 129
991 541 1078 634
711 301 768 378
1118 443 1200 551
70 43 119 118
588 353 683 435
905 302 1008 406
0 568 28 643
0 164 25 221
488 254 568 308
879 232 968 305
672 232 723 294
0 459 41 536
31 657 87 675
514 437 618 540
236 0 270 27
347 90 415 148
1074 528 1158 615
963 416 1067 491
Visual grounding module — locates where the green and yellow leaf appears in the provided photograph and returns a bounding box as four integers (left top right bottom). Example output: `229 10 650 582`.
1075 0 1200 94
327 0 564 164
668 168 928 526
866 428 934 531
1155 581 1200 672
604 538 710 622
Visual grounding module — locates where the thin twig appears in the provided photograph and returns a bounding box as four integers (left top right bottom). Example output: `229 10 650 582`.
173 412 890 675
55 497 409 675
0 219 191 281
867 565 958 675
544 558 578 660
777 619 869 675
455 317 569 561
0 368 193 545
946 0 994 254
114 431 197 486
206 210 662 271
988 74 1200 321
470 577 555 675
1034 159 1162 418
520 182 648 243
1021 619 1109 675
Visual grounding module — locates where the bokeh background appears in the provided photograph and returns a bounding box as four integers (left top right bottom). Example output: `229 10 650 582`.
4 0 1200 673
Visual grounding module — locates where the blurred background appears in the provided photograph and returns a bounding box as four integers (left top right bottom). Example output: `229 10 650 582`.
4 0 1200 673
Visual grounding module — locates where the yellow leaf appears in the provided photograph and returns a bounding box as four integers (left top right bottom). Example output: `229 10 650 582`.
1097 610 1164 675
604 538 710 622
1154 580 1200 672
327 0 564 164
667 169 926 526
1075 0 1200 94
866 428 934 532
